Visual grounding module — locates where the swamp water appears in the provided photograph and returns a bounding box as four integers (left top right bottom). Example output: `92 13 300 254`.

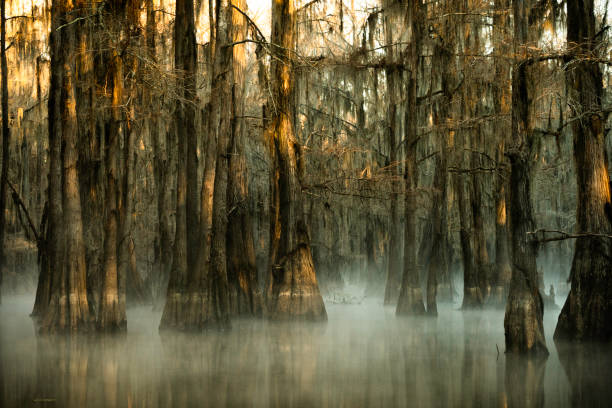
1 293 611 407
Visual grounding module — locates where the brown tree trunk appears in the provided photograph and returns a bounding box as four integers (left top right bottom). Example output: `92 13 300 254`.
397 0 425 316
0 0 9 305
454 170 482 308
226 0 263 317
490 0 512 307
159 0 197 330
200 0 234 328
554 0 612 342
503 0 547 355
98 46 126 331
383 67 401 306
147 0 173 308
40 0 92 331
265 0 326 321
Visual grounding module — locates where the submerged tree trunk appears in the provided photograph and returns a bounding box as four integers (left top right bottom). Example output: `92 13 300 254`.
490 0 512 306
39 0 92 331
554 0 612 342
160 0 198 330
200 0 234 328
0 0 9 305
397 0 425 316
265 0 326 321
98 45 126 331
504 0 547 355
226 0 263 317
454 171 481 308
147 0 173 308
383 67 401 306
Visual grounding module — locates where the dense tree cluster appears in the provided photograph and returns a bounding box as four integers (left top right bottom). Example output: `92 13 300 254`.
0 0 610 353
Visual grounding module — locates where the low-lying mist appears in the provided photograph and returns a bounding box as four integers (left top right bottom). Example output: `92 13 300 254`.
1 290 610 407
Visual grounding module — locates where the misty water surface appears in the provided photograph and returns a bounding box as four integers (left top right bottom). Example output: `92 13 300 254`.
1 292 611 407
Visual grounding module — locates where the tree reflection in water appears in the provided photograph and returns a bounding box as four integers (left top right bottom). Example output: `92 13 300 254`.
1 295 611 407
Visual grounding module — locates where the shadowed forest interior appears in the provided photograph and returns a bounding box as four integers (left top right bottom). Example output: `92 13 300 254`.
0 0 612 406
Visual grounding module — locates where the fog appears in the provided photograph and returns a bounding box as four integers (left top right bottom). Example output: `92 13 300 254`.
1 290 611 407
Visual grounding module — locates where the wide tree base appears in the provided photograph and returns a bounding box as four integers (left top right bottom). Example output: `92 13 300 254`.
396 286 425 315
38 295 93 334
266 246 327 321
504 289 548 355
554 290 612 342
462 286 484 309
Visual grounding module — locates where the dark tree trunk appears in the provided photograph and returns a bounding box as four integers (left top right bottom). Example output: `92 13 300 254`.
397 0 425 316
490 0 512 306
0 0 9 305
159 0 198 330
98 46 126 331
200 0 234 328
383 68 401 306
147 0 173 308
454 171 482 308
226 0 263 317
503 0 547 355
39 0 92 331
554 0 612 342
265 0 326 321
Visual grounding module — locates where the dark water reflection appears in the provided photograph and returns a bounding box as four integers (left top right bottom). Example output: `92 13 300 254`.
1 295 611 407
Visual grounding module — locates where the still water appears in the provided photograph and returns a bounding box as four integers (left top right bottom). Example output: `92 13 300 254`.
1 293 611 407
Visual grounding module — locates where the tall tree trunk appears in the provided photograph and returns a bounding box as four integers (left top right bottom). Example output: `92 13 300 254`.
265 0 326 321
491 0 512 306
0 0 9 305
40 0 92 331
454 170 481 308
147 0 173 308
397 0 425 315
383 67 401 306
226 0 263 317
503 0 547 355
159 0 197 330
554 0 612 342
426 154 448 316
98 46 125 331
200 0 234 328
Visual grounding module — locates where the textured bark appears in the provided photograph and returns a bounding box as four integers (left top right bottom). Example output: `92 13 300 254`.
454 172 482 308
147 0 173 308
470 148 490 300
39 0 92 331
397 0 425 316
98 47 126 331
265 0 326 321
503 0 547 355
160 0 197 330
383 67 401 306
426 154 448 316
490 0 512 307
226 0 263 317
554 0 612 342
0 0 9 305
200 0 234 329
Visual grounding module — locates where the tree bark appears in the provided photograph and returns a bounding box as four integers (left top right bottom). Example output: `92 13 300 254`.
383 67 401 306
265 0 326 321
0 0 9 305
396 0 425 316
39 0 92 331
554 0 612 342
226 0 263 317
160 0 198 330
503 0 548 355
98 45 126 331
200 0 234 328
